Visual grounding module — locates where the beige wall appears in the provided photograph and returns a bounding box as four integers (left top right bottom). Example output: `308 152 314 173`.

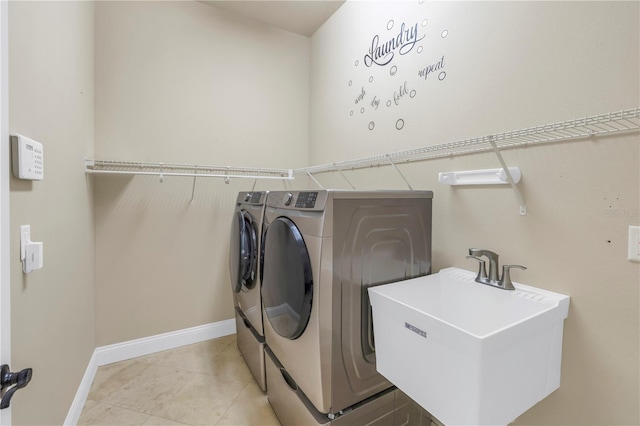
8 1 95 425
94 1 309 345
6 1 639 424
310 1 639 425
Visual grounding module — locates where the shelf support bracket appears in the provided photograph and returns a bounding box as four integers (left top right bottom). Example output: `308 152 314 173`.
282 171 291 189
489 138 526 215
306 170 324 189
335 165 356 189
386 155 413 190
189 169 198 205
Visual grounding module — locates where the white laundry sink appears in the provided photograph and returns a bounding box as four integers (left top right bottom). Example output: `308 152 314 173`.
368 267 570 426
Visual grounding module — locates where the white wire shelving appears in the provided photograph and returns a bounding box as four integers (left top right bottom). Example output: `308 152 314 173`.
85 107 639 212
295 107 640 215
296 107 640 176
84 160 294 181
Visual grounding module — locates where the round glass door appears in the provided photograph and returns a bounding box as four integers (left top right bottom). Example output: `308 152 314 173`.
262 217 313 340
229 210 257 293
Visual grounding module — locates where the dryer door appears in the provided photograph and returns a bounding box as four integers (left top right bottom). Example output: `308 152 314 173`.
262 217 313 340
229 210 258 293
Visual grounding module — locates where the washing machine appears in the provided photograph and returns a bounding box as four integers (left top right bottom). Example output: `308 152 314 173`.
261 190 433 424
229 191 268 391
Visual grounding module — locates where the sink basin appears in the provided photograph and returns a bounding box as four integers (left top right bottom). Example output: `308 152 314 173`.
368 267 570 426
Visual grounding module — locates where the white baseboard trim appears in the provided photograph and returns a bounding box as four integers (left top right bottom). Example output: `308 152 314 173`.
64 319 236 425
94 319 236 366
64 350 98 426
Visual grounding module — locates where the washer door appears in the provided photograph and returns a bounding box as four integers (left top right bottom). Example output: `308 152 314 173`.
262 217 313 340
229 210 258 293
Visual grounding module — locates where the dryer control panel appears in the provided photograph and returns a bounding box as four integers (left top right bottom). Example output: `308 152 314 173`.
295 192 318 208
267 191 327 211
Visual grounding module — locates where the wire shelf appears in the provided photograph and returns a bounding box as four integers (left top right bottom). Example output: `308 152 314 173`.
297 107 640 174
85 108 639 185
84 160 294 180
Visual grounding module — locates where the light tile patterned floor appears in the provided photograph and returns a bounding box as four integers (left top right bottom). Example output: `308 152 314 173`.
78 334 280 426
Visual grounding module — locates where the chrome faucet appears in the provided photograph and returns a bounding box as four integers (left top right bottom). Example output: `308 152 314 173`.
466 248 526 290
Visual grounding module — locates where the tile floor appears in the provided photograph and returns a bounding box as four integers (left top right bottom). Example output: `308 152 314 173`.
78 334 280 426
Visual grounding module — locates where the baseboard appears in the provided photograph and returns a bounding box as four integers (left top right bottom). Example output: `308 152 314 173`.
64 350 98 426
94 319 236 366
64 319 236 425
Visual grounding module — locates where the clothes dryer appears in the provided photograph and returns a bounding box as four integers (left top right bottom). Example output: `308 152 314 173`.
229 191 267 391
261 190 432 423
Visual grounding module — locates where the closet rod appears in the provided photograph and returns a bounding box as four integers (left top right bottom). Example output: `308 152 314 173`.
84 160 294 180
295 107 640 175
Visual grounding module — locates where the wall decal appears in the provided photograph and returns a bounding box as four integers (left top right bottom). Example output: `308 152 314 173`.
355 86 366 105
364 22 425 67
393 81 410 106
418 56 445 80
371 96 381 110
348 3 450 131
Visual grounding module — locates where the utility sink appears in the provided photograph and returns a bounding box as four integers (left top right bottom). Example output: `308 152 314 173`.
368 267 570 426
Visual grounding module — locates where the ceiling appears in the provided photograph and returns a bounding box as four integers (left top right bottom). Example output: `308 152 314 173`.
200 0 345 37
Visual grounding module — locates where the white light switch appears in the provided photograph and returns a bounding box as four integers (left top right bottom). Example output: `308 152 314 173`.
20 225 30 260
24 242 43 273
629 226 640 262
20 225 44 273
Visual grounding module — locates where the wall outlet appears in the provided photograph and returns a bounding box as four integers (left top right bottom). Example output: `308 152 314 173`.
629 226 640 262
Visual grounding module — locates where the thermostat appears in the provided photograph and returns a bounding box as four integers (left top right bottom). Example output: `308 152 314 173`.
11 134 44 180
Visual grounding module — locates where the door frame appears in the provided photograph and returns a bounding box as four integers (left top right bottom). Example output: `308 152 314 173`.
0 0 11 423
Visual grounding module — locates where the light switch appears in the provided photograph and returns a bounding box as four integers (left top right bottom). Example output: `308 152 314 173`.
20 225 44 273
24 242 43 273
629 226 640 262
20 225 30 260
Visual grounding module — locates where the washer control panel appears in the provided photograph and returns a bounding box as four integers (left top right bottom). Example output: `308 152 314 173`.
236 191 266 205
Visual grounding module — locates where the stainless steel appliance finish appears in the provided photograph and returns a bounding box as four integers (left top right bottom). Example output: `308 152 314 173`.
261 190 432 420
265 347 435 426
235 307 266 391
229 191 268 391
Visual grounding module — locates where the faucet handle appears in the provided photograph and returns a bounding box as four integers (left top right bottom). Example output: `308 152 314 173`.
466 255 488 283
499 265 527 290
